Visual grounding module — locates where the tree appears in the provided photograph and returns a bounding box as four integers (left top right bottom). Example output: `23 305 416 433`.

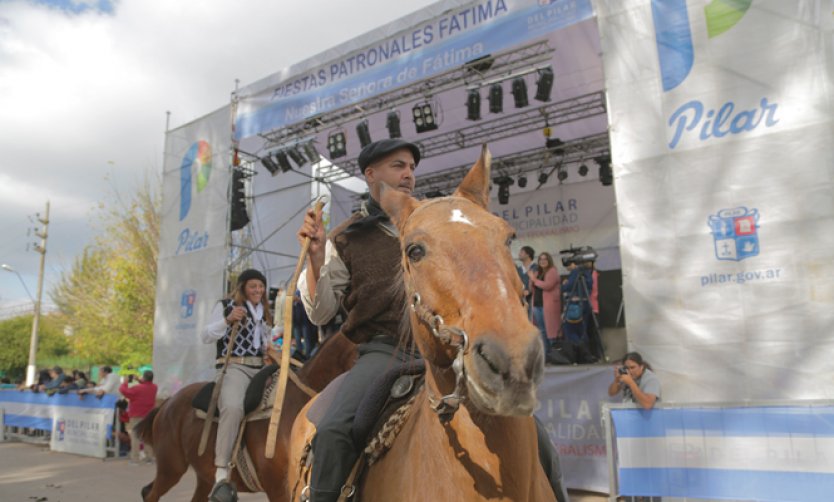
51 178 160 367
0 314 70 380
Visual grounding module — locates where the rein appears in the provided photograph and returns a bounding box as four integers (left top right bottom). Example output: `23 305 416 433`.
409 291 469 421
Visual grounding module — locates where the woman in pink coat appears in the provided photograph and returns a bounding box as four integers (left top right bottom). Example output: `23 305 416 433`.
528 252 562 349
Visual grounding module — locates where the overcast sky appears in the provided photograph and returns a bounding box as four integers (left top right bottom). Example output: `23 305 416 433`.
0 0 439 312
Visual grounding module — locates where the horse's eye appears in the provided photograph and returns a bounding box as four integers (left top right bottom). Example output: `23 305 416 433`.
506 234 516 247
406 243 425 262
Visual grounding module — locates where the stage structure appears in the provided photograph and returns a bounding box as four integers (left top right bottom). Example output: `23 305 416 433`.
156 0 619 490
233 0 617 275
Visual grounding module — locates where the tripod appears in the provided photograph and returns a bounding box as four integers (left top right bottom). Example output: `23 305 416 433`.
561 267 606 362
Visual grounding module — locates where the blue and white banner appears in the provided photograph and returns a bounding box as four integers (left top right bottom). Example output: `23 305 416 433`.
0 391 117 458
595 0 834 401
154 106 232 397
235 0 594 139
609 404 834 501
536 365 617 492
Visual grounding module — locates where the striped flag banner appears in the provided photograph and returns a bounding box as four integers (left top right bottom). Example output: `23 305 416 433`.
609 404 834 501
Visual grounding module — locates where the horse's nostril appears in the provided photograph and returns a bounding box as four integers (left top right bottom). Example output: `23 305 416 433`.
476 343 501 375
474 339 511 379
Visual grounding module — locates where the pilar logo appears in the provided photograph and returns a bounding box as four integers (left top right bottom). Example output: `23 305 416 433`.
707 206 759 261
56 419 66 441
651 0 780 150
651 0 752 92
180 289 197 319
179 140 213 221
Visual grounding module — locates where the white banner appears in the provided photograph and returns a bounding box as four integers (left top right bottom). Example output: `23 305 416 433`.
153 106 232 397
595 0 834 401
50 407 112 458
535 365 617 493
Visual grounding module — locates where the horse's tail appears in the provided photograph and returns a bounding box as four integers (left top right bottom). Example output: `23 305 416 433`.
134 401 164 445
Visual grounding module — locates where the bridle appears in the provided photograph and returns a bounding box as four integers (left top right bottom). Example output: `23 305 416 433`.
409 291 469 421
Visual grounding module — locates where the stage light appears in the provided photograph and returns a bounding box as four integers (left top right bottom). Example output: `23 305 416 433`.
412 102 438 133
356 120 372 148
597 155 613 186
517 175 527 188
275 151 293 173
557 168 568 182
303 142 320 163
546 138 565 155
538 171 549 185
511 77 528 108
386 111 402 139
261 155 280 176
466 89 481 121
327 131 347 159
494 176 514 205
488 83 503 114
287 147 306 167
535 67 554 102
578 163 589 177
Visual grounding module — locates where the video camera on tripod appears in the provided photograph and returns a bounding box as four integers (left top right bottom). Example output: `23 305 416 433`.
559 245 598 267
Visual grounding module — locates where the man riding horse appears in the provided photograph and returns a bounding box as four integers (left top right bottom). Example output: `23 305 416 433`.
297 139 568 502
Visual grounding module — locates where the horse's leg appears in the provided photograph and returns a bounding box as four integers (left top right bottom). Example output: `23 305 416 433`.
190 475 214 502
142 440 190 501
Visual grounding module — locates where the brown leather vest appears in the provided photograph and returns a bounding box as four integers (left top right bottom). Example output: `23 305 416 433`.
331 213 407 344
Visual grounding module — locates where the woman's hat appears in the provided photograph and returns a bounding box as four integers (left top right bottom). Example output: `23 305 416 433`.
237 269 267 286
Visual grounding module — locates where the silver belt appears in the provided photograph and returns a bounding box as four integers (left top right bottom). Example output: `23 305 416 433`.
217 356 264 367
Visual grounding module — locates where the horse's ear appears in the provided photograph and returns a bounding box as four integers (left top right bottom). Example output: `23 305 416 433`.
380 182 419 230
453 144 491 209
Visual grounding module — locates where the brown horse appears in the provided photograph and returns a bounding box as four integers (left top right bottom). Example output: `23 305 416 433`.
287 146 554 501
136 332 357 502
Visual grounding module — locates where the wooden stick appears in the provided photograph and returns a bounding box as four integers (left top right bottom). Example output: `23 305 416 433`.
264 196 327 458
198 317 242 456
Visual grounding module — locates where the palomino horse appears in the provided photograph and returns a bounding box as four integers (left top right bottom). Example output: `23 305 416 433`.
288 145 554 501
136 332 357 502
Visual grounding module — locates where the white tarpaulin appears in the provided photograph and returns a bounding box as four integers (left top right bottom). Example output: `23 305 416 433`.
153 106 232 397
595 0 834 401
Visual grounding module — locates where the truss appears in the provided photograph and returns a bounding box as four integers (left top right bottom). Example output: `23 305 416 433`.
259 40 555 146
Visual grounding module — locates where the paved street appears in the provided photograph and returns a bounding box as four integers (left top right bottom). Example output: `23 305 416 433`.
0 441 608 501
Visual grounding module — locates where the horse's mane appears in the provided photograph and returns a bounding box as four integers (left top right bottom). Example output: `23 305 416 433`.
386 265 419 357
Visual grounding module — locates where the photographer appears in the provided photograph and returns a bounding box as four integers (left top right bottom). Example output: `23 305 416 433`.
608 352 661 410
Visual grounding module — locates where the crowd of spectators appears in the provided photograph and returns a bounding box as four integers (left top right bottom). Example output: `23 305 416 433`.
4 364 157 462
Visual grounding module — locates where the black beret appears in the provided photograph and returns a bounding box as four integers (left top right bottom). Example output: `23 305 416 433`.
357 139 421 173
237 269 267 286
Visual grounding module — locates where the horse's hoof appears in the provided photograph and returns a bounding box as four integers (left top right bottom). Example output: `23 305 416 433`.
140 482 153 501
208 480 238 502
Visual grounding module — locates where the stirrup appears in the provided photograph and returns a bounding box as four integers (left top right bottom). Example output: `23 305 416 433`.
208 480 238 502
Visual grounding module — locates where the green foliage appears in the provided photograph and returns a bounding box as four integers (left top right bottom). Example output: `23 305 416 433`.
50 178 160 368
0 314 71 380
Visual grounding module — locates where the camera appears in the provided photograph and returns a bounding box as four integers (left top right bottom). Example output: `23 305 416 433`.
560 245 598 267
618 366 628 375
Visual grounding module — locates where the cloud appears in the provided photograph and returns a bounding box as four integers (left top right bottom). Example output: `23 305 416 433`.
0 0 439 306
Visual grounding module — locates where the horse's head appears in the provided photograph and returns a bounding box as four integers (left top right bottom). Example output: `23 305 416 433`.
381 145 544 417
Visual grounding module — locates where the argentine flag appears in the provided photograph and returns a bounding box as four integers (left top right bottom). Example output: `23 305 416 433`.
611 405 834 501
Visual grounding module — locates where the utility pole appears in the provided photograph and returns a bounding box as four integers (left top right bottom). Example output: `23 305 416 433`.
25 201 49 387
